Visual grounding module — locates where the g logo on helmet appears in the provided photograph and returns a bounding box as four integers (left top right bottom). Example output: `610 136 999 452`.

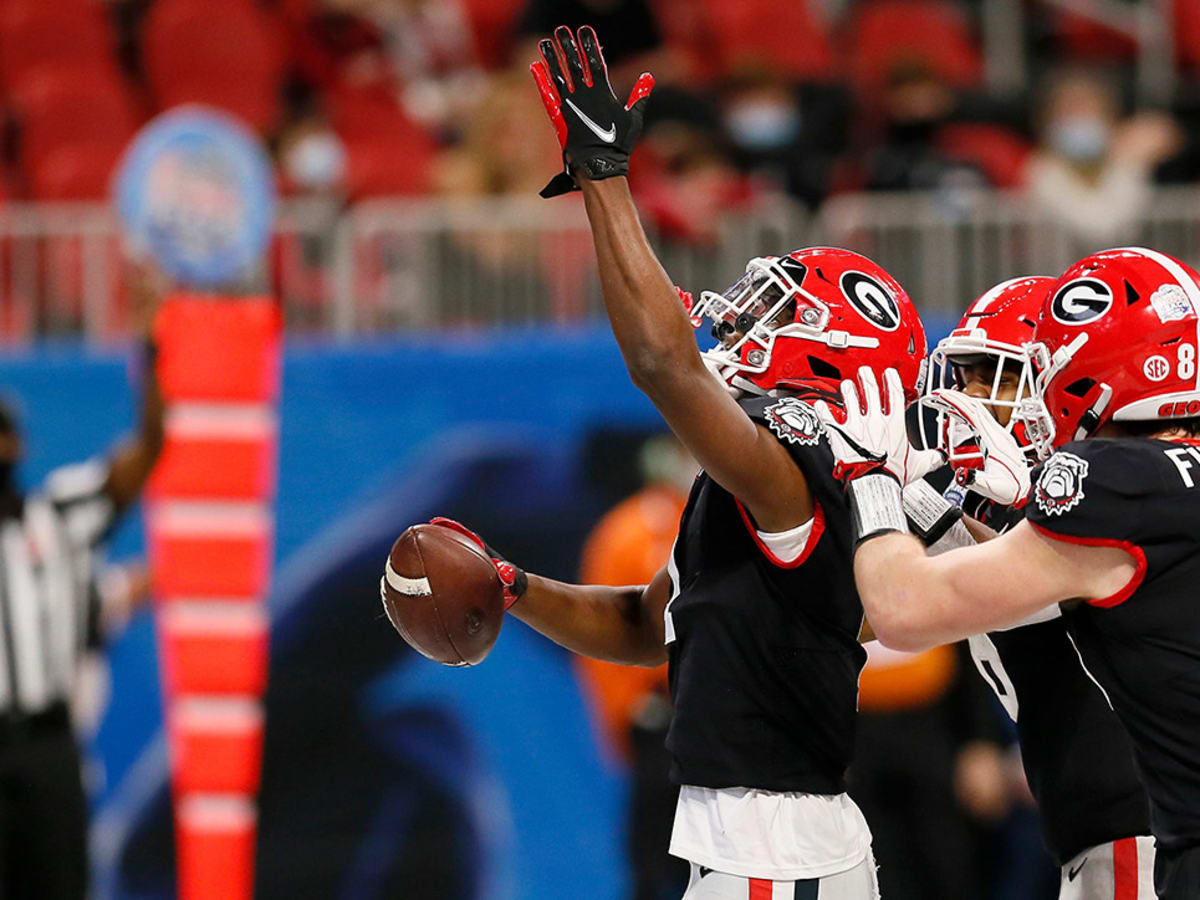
841 271 900 331
1050 278 1113 325
765 398 823 446
1034 452 1090 517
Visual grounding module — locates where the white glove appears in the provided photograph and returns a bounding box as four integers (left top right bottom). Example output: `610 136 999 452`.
815 367 945 485
924 389 1031 506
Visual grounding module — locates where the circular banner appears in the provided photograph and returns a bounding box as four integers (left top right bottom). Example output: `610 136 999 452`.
114 106 276 288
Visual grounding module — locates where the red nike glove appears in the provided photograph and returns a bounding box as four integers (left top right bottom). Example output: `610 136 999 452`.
529 24 654 198
429 517 528 609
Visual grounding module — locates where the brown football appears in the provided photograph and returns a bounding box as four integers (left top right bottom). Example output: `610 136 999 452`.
381 523 505 666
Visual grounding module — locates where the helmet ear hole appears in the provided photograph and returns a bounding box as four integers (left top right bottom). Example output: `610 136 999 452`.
807 356 841 380
1064 378 1096 398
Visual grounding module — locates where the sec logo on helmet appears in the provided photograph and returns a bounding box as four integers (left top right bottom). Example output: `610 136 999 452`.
1035 452 1090 516
1050 278 1114 325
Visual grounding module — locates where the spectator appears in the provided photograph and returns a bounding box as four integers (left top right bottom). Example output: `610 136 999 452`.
719 67 850 206
433 70 559 197
1024 69 1182 246
861 61 988 192
632 89 754 246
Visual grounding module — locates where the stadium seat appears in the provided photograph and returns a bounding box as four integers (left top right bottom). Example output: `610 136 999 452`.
1176 0 1200 69
1053 8 1137 61
13 68 139 199
459 0 526 69
697 0 835 81
143 0 285 132
327 88 435 197
938 123 1032 189
845 0 982 100
0 0 115 94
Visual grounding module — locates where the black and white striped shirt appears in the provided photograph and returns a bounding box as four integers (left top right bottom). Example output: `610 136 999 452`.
0 459 114 715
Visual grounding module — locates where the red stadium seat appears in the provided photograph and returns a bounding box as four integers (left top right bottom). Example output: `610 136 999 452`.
327 88 435 197
459 0 526 69
1054 9 1137 61
13 68 139 199
143 0 285 132
845 0 982 100
698 0 835 81
1176 0 1200 69
938 123 1032 189
0 0 115 94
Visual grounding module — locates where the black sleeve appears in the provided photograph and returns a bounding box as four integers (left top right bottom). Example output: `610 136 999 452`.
1025 440 1153 608
1025 440 1143 544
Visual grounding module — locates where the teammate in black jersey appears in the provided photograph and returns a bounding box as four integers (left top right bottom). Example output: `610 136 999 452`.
818 246 1200 900
420 25 945 898
919 277 1153 898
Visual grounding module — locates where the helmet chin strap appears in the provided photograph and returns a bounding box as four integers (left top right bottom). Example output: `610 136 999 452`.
1075 382 1113 439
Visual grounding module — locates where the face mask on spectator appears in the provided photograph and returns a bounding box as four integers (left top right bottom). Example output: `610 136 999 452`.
1048 115 1110 163
725 101 801 151
285 131 348 191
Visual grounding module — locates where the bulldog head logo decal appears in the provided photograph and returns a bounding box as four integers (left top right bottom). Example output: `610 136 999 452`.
1035 452 1090 517
765 398 823 447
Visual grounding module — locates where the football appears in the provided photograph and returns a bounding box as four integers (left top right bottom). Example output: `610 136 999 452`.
380 522 505 666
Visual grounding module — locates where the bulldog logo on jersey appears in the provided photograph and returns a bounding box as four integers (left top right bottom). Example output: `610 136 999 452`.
765 398 823 446
1035 452 1090 516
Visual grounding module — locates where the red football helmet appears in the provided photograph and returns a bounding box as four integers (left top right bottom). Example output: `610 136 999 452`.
925 275 1054 462
689 248 928 403
1019 246 1200 459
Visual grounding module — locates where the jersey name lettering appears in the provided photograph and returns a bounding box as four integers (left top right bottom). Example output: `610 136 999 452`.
1164 445 1200 487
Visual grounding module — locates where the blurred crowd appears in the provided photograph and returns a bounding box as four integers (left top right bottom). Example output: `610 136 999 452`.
4 0 1200 246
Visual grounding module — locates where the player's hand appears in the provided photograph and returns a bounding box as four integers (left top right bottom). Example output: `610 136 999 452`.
529 25 654 198
924 390 1032 506
815 367 945 485
429 517 528 608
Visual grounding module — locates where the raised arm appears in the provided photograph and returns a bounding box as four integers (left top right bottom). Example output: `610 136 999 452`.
531 26 810 531
105 339 165 514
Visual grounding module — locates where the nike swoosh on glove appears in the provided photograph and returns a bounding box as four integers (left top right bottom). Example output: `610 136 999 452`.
923 390 1032 506
815 367 946 485
529 25 654 198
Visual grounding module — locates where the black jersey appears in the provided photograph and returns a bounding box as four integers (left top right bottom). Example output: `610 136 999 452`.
965 493 1149 864
664 395 866 795
1027 438 1200 851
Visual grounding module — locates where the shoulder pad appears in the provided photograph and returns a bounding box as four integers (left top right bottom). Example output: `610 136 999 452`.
1027 439 1149 538
741 396 826 448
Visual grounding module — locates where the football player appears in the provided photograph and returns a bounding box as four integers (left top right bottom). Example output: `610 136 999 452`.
917 277 1154 898
425 25 941 899
817 247 1200 900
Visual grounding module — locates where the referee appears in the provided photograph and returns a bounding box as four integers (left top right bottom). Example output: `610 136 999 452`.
0 332 164 898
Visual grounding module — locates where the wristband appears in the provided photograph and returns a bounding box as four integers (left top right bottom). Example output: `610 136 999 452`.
902 479 963 546
848 472 909 546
